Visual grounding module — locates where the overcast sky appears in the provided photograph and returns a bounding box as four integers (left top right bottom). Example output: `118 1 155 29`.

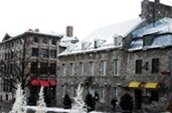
0 0 171 41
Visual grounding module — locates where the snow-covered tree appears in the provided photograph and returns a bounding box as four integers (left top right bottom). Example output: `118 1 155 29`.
35 86 47 113
71 84 87 113
9 83 27 113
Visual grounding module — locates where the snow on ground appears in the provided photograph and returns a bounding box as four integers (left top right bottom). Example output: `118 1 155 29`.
27 106 106 113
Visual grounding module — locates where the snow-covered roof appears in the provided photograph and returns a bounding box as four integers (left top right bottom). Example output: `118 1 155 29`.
59 18 144 56
1 30 63 43
132 17 172 38
129 34 172 51
129 17 172 51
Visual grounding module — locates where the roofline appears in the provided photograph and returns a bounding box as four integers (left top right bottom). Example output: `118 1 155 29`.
1 31 63 44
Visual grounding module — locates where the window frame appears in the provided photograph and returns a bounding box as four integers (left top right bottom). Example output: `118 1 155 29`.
135 59 142 74
151 58 159 73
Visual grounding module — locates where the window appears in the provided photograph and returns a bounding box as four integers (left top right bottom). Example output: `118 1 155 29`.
51 39 56 45
111 87 118 98
61 85 66 97
152 58 159 73
135 60 142 74
143 35 154 46
50 49 56 58
100 60 106 76
79 62 84 76
113 59 119 76
88 61 94 76
31 62 38 74
70 85 75 98
99 87 105 102
32 48 39 57
42 38 48 44
10 64 13 74
40 63 48 74
62 64 66 76
40 49 48 58
70 63 75 76
11 51 14 59
50 63 56 75
33 37 39 43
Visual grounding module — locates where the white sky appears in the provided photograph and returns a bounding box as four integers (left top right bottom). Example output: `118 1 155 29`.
0 0 171 41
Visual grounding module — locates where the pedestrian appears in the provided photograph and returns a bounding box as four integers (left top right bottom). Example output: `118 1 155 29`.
94 91 99 101
63 94 72 109
0 106 2 113
85 93 96 112
167 97 172 113
111 97 117 112
120 93 133 113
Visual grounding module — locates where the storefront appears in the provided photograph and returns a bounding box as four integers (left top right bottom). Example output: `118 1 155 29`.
128 81 160 110
28 79 57 106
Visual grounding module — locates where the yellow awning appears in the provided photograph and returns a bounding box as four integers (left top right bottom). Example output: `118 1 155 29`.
128 81 142 88
144 82 160 89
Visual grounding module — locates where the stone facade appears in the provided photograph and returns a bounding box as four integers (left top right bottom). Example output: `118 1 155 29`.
57 47 127 111
0 30 62 106
56 0 172 112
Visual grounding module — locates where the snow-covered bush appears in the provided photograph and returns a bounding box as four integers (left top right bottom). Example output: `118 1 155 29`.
35 86 47 113
9 83 27 113
71 84 87 113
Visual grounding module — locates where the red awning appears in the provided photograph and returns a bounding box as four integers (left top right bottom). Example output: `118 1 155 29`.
31 80 39 86
49 80 57 86
40 80 49 87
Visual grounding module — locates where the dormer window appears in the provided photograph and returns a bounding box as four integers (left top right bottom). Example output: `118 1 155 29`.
81 42 91 50
143 35 154 46
114 35 123 46
94 39 106 49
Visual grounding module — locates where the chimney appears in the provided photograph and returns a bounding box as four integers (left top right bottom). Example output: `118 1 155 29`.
66 26 73 37
155 0 160 3
35 28 39 32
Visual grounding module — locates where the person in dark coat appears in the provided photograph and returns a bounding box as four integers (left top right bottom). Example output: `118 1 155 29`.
111 97 118 112
85 93 96 112
120 93 133 113
63 94 72 109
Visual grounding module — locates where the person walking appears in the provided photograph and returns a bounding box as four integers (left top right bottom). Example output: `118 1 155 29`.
0 106 2 113
63 94 72 109
111 97 117 112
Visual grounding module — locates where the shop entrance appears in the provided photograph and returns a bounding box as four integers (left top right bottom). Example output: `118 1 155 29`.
134 89 142 109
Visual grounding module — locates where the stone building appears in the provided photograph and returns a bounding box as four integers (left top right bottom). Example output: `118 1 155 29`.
0 29 62 106
127 17 172 111
56 0 172 112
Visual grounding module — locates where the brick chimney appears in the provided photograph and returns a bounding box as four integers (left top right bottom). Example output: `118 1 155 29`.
35 28 39 32
155 0 160 3
66 26 73 37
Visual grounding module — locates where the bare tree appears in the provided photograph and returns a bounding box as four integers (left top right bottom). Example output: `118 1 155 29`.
0 37 33 91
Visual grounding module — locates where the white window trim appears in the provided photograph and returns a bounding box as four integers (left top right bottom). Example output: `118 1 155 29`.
99 87 105 102
89 61 94 76
70 63 75 76
113 59 119 76
100 60 107 76
62 64 66 76
79 62 84 76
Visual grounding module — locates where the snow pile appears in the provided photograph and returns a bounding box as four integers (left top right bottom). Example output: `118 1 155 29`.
35 86 47 113
71 84 87 113
9 83 27 113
